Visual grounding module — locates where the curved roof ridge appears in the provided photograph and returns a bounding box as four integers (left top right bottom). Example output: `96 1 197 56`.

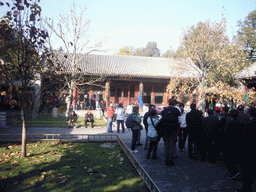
235 62 256 79
55 53 201 78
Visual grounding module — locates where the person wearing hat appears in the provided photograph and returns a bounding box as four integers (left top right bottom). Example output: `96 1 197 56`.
143 103 157 150
146 109 160 159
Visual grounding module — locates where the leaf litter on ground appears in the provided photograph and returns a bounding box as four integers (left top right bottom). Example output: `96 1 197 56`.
0 142 148 191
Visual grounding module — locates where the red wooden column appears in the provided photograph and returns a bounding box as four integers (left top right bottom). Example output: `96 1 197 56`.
164 87 168 106
89 85 93 105
139 82 143 95
128 85 131 105
196 86 199 109
152 85 155 104
168 91 172 100
105 81 110 106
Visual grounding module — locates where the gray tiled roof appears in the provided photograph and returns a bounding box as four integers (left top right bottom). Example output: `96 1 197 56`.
235 62 256 79
58 54 201 79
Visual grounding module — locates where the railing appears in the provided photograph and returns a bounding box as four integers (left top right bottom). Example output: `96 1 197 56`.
0 134 117 142
116 136 161 192
7 121 69 127
0 133 160 192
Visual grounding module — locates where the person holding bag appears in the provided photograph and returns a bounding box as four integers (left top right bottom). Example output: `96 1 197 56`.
146 109 160 159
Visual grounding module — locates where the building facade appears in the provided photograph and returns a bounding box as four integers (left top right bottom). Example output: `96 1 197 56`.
52 54 200 110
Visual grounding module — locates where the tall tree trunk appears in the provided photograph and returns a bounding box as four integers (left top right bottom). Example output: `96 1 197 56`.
21 110 27 158
65 92 71 121
65 81 74 125
197 78 207 114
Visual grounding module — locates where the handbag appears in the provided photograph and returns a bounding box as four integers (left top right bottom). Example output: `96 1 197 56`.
155 118 163 138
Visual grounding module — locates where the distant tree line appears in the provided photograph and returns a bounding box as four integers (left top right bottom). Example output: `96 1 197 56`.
117 9 256 109
118 9 256 62
118 41 160 57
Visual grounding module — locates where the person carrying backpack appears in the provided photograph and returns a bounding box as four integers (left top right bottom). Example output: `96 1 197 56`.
128 105 142 153
160 98 181 166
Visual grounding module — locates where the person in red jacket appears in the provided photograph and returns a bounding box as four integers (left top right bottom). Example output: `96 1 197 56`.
106 102 115 133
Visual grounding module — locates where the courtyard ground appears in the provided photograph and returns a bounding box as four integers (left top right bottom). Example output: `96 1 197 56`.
0 124 253 192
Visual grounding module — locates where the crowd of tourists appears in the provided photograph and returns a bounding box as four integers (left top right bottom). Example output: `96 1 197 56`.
70 99 256 191
127 99 256 192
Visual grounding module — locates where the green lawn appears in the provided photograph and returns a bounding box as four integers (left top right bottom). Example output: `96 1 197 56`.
0 142 149 192
10 116 107 127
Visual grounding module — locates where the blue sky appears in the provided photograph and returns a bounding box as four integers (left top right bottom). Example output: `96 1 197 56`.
1 0 256 54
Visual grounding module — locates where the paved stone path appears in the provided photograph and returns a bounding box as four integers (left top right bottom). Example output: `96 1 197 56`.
0 124 252 192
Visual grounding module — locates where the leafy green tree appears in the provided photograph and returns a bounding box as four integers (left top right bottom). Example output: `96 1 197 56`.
144 41 160 57
117 46 134 56
237 10 256 61
134 41 160 57
133 47 145 56
0 0 55 157
162 46 178 58
162 49 175 58
118 42 160 57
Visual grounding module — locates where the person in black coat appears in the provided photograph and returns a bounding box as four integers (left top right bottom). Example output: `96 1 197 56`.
69 111 78 128
215 107 229 159
237 105 250 125
202 109 220 163
186 103 204 160
100 100 106 117
85 110 94 128
237 107 256 192
160 98 181 166
223 109 244 179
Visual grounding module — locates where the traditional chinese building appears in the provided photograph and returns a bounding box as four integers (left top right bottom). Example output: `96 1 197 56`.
53 54 200 109
235 62 256 89
235 62 256 105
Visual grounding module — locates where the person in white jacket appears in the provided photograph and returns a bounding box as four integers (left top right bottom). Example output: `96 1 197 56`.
115 103 126 133
146 109 160 159
178 103 188 152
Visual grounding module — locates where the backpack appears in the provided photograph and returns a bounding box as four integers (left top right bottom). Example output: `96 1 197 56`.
155 118 164 139
125 114 134 128
162 107 179 125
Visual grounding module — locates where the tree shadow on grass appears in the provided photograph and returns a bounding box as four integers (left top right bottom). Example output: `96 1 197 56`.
0 142 149 192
